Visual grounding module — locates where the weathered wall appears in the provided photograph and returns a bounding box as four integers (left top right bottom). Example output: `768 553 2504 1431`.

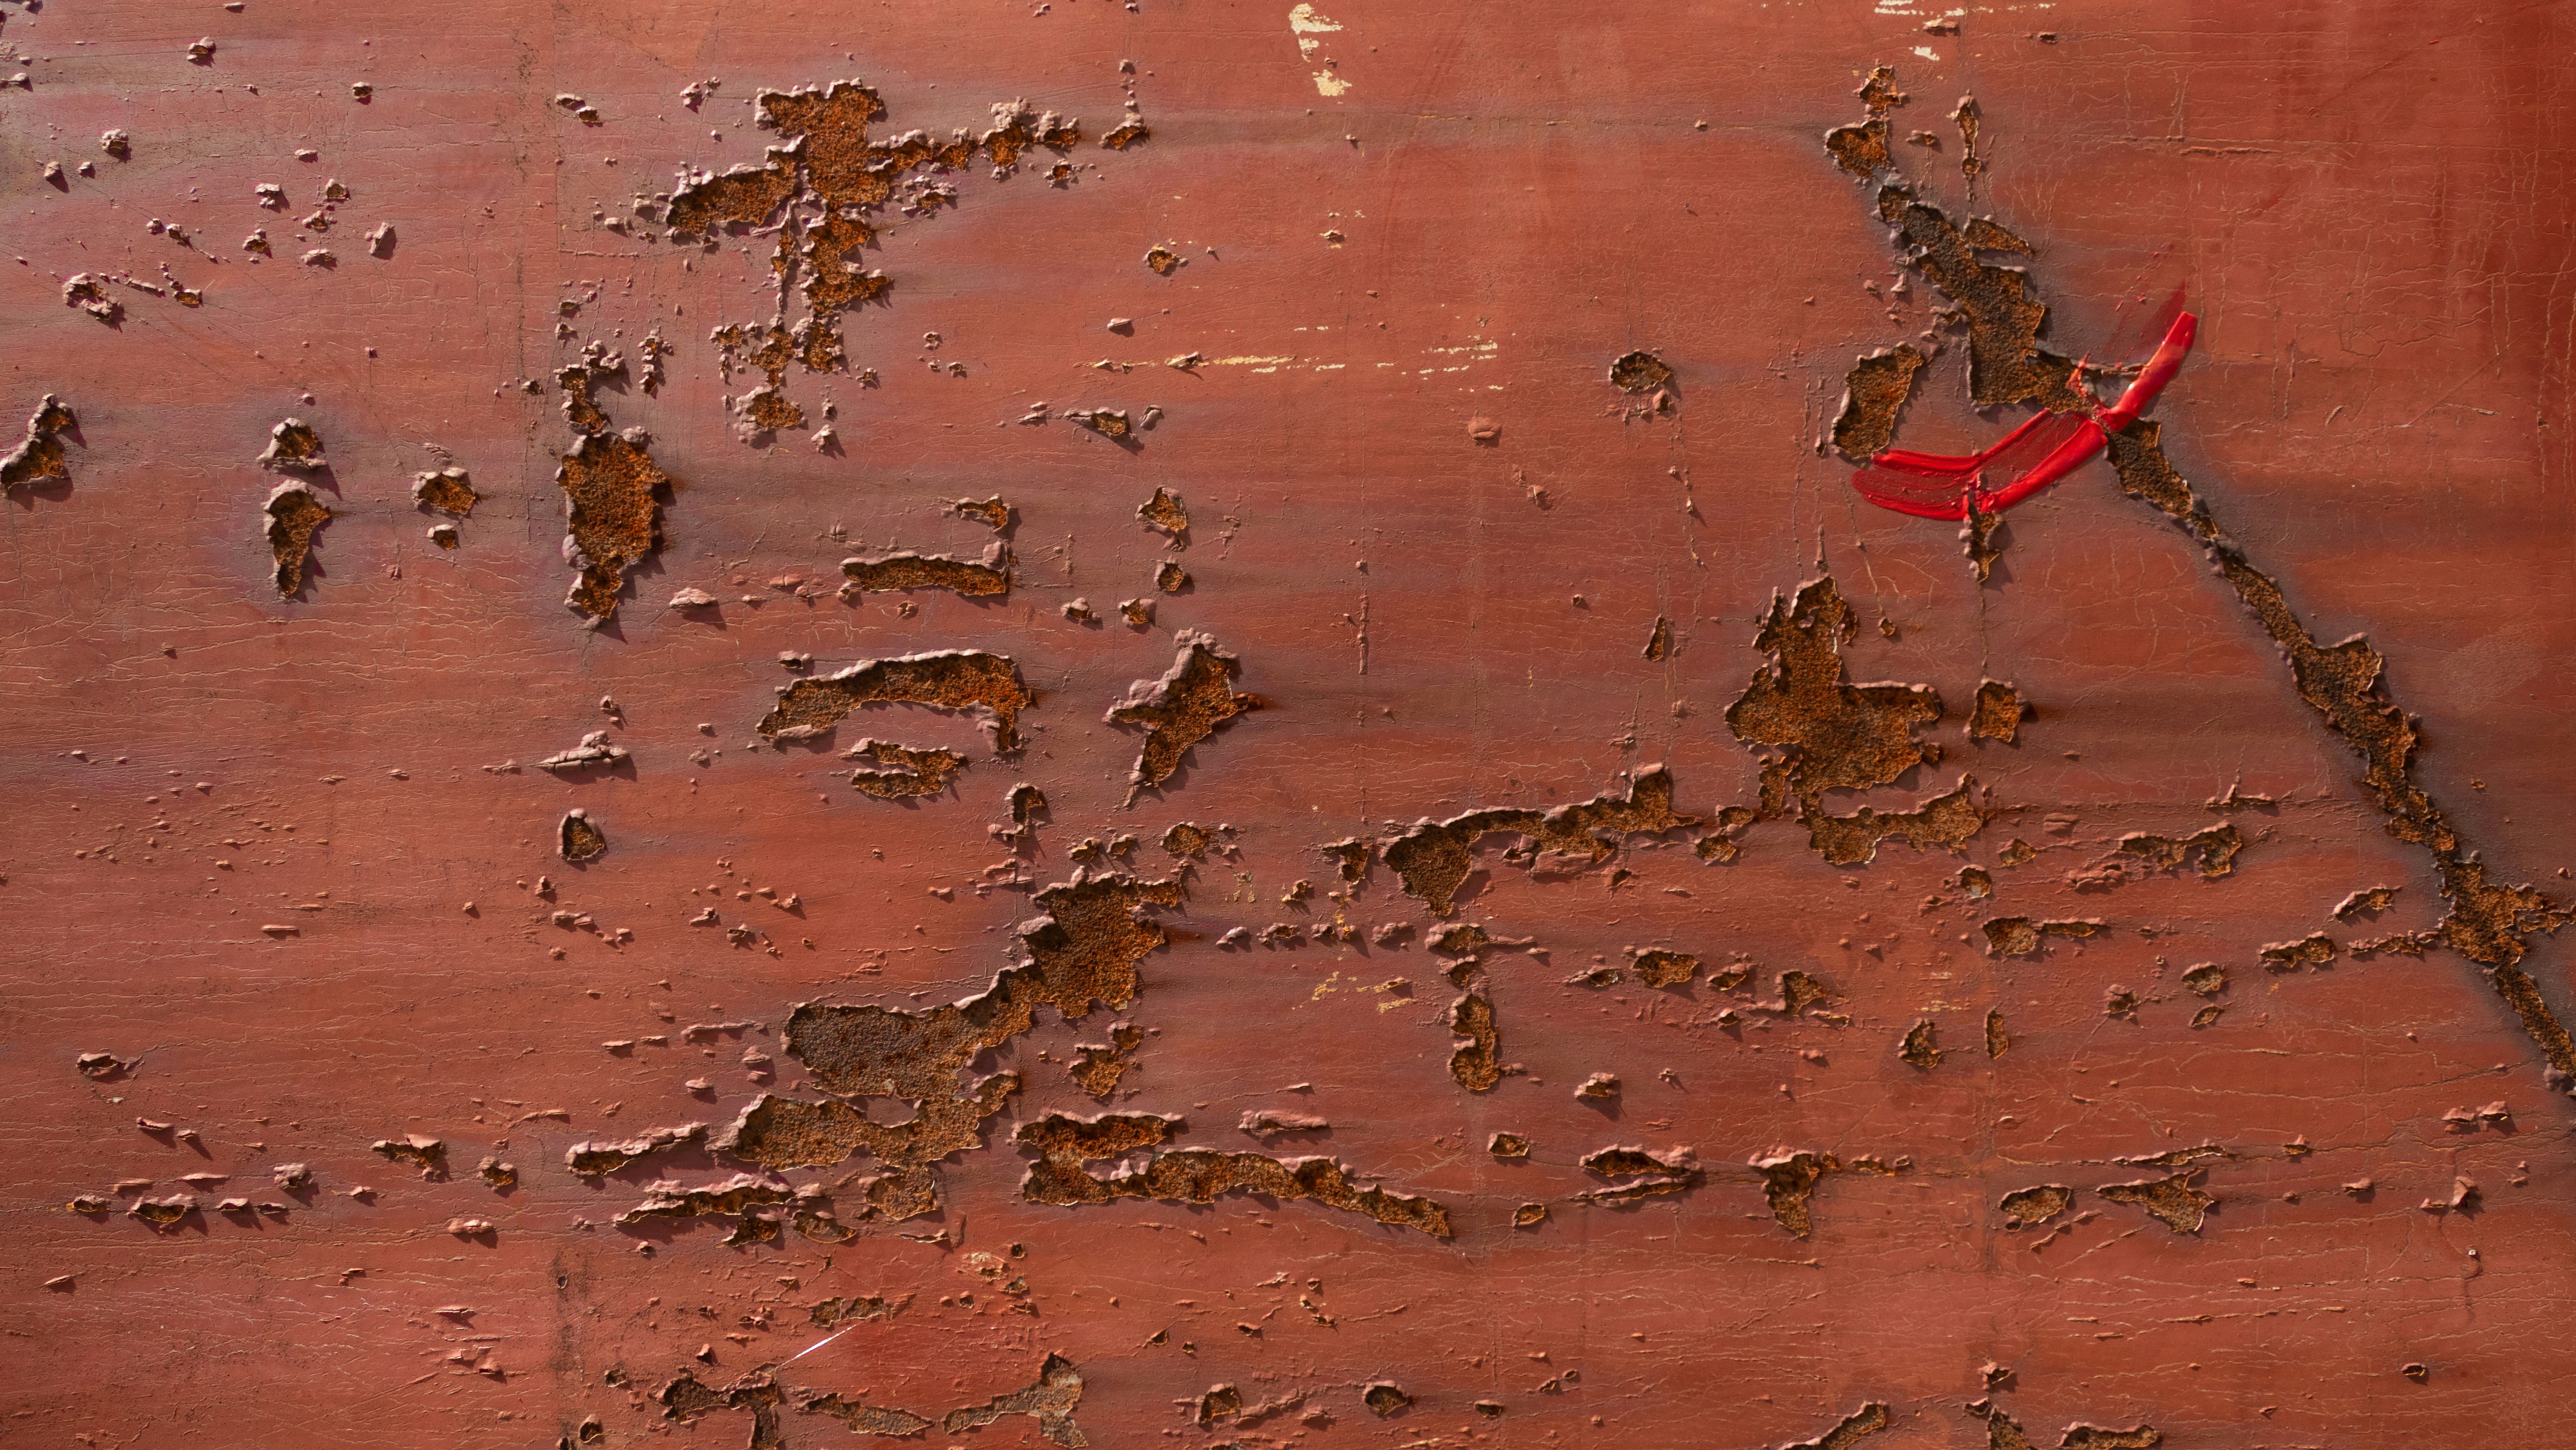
7 1 2576 1446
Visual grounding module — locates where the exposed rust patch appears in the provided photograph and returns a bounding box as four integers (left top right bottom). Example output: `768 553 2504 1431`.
1155 559 1191 594
257 417 328 474
1489 1131 1530 1159
761 650 1034 752
799 1395 933 1438
261 483 331 596
841 541 1011 597
1105 631 1260 800
1985 1008 2010 1057
2096 1170 2212 1233
2260 933 2338 973
2116 823 2243 879
411 466 478 516
1363 1384 1412 1417
1136 486 1188 544
1998 1184 2071 1228
559 809 608 862
1786 1402 1891 1450
1982 917 2101 957
937 1353 1087 1447
660 84 1089 423
1607 350 1674 393
1382 766 1696 916
719 873 1183 1215
660 1371 788 1450
555 431 670 621
1160 822 1213 860
1447 990 1500 1091
1832 344 1925 458
1800 774 1983 866
1631 950 1697 988
1143 245 1183 275
1748 1148 1907 1237
1016 1111 1452 1237
0 395 75 495
1968 681 2027 743
370 1134 448 1179
1642 616 1672 661
2334 886 2399 920
845 739 968 798
1898 1018 1941 1069
1068 1023 1143 1099
1959 495 2006 583
950 495 1012 532
1575 1145 1702 1205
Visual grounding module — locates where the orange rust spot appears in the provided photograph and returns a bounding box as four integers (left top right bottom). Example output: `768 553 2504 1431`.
760 650 1034 752
261 483 332 596
556 432 671 621
1016 1111 1452 1237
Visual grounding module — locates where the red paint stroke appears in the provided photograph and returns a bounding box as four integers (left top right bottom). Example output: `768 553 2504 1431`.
1851 311 2198 520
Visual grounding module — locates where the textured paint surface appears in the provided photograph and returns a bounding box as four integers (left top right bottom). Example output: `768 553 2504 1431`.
8 3 2576 1448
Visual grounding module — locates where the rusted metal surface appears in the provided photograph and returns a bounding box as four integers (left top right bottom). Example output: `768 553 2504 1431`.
9 2 2576 1445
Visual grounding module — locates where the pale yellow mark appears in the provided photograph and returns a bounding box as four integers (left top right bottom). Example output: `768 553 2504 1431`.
1288 4 1350 96
1310 970 1343 1001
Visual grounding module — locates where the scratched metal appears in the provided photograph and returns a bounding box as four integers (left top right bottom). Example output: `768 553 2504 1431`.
7 2 2576 1446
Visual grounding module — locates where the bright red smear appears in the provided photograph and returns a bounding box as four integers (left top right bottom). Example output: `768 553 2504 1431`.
1850 312 2197 520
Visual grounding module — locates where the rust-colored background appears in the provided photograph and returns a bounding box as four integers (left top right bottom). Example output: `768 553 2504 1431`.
8 1 2576 1446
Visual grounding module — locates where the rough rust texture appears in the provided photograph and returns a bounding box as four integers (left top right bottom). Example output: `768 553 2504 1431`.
17 15 2576 1450
760 650 1033 752
1017 1111 1451 1238
839 542 1012 598
1832 344 1926 458
1103 630 1259 799
844 738 968 798
259 482 331 596
555 431 670 620
1383 766 1696 915
0 395 76 495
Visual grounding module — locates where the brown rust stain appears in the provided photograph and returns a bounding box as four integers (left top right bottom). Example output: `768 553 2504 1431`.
658 82 1093 423
2096 1170 2213 1234
0 395 75 494
1575 1145 1702 1205
1748 1148 1907 1238
1981 916 2102 957
839 543 1012 597
845 739 969 798
1447 990 1501 1091
256 418 328 474
1998 1184 2071 1228
1800 774 1984 866
1016 1111 1451 1237
1382 766 1696 916
1105 631 1260 800
1631 949 1697 987
558 809 608 862
1967 681 2027 743
2117 823 2243 879
260 483 331 596
760 650 1034 752
1136 486 1188 544
556 431 671 621
1786 1401 1891 1450
410 466 478 516
1832 343 1925 458
719 872 1182 1216
1835 106 2576 1074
